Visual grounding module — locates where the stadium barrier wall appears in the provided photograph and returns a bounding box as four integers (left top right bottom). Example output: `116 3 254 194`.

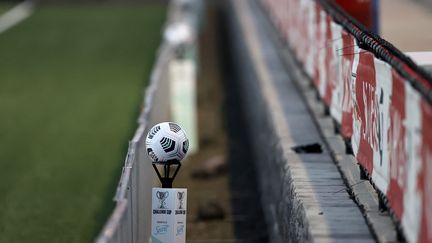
95 42 172 243
95 1 202 242
226 4 309 241
260 0 432 242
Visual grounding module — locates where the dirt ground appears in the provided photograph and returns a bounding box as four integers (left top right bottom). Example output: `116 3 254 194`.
174 3 235 241
173 2 269 242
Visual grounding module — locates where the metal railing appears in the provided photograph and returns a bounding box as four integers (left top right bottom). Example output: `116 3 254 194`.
96 42 173 243
95 0 202 242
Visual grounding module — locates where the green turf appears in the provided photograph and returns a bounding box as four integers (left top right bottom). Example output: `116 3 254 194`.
0 4 165 242
0 2 14 14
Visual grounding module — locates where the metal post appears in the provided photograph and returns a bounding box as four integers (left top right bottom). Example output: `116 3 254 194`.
152 160 181 188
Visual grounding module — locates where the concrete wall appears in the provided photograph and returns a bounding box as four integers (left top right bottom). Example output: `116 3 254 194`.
225 6 308 241
224 1 376 242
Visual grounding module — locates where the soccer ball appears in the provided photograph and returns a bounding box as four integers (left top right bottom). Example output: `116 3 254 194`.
146 122 189 163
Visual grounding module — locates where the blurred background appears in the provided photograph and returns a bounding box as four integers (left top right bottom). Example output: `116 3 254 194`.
1 0 432 242
0 0 166 241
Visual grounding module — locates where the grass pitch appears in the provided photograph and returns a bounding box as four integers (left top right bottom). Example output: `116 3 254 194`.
0 4 165 242
0 2 14 15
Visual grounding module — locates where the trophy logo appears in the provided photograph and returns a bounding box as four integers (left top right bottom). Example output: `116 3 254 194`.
177 192 185 209
156 191 169 209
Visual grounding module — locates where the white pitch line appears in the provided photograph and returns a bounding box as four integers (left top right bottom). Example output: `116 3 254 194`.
0 0 35 34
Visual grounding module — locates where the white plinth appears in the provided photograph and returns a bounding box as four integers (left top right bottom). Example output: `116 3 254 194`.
151 188 187 243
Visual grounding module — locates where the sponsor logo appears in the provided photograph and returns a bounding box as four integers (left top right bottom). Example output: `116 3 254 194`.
155 225 169 235
176 225 185 236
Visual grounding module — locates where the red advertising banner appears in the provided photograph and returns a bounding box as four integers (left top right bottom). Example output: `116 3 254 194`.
260 0 432 242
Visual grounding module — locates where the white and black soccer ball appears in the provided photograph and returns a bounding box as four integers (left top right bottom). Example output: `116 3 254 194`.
146 122 189 163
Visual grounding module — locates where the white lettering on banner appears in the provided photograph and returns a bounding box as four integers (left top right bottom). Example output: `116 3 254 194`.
318 10 327 97
341 37 355 114
305 1 316 77
351 45 361 156
330 22 344 123
402 84 422 243
389 110 406 189
371 59 392 193
362 82 378 148
299 0 308 64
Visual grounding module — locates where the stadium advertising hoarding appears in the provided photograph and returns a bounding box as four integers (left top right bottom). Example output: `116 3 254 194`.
260 0 432 242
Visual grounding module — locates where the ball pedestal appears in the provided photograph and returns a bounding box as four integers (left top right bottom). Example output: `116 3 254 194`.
152 160 181 188
151 160 187 243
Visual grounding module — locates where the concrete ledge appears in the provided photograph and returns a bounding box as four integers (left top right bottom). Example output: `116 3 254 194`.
226 0 375 242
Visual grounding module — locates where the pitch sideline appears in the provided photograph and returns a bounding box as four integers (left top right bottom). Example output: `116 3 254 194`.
0 0 34 35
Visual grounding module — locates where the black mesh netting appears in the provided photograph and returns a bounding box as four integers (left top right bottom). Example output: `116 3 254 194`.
318 0 432 104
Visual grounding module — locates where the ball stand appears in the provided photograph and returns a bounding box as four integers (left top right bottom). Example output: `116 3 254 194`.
151 160 187 243
152 160 181 188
